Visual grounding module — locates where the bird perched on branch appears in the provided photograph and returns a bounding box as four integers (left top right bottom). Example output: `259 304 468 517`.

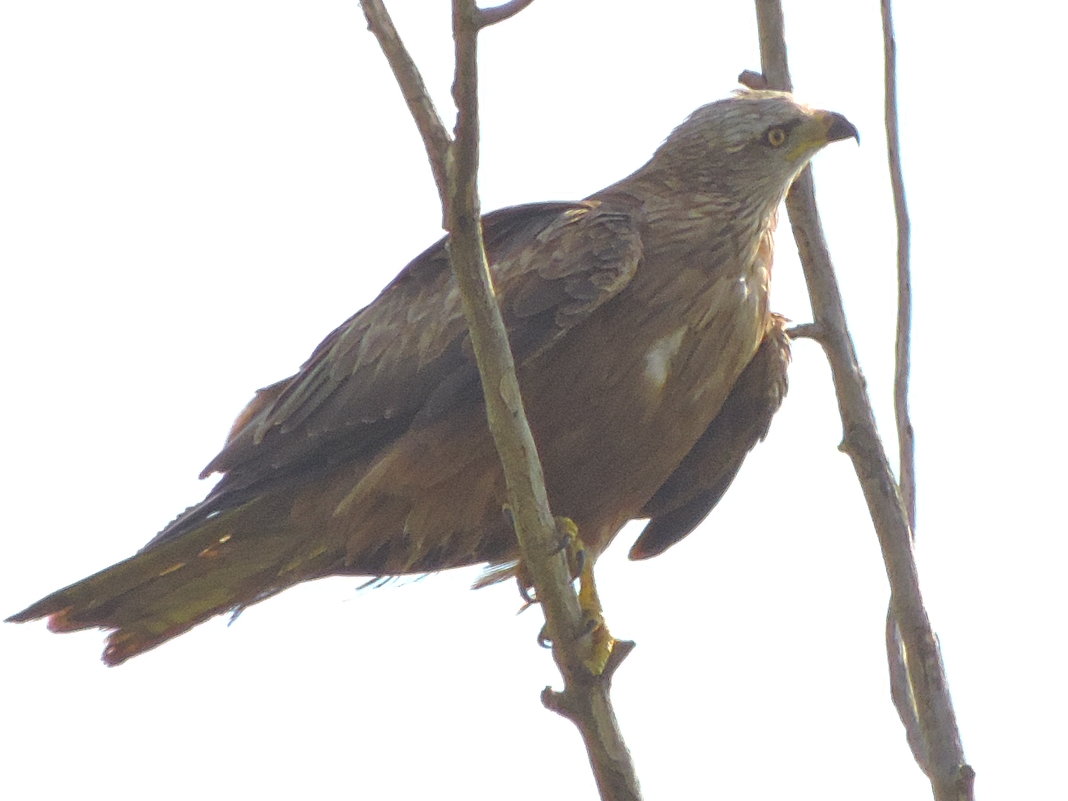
9 90 856 665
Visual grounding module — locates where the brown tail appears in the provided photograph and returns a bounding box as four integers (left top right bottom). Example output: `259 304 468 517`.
7 499 338 665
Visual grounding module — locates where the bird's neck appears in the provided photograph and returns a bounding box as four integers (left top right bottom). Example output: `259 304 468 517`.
598 173 780 272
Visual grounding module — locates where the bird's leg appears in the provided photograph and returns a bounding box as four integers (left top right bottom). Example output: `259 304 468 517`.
530 517 616 675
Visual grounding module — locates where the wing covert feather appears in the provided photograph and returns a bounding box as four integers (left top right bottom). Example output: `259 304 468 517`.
183 199 642 531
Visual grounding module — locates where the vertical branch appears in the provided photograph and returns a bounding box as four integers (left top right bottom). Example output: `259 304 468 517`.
752 2 973 800
880 0 928 785
361 2 641 798
753 2 792 91
444 0 576 655
449 6 641 798
882 0 915 530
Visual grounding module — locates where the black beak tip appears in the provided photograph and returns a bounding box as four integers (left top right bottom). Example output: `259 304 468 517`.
827 112 860 145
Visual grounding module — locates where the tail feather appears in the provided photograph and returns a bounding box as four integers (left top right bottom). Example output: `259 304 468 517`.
7 499 339 665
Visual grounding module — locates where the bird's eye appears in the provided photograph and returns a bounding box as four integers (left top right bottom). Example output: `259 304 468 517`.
764 127 788 148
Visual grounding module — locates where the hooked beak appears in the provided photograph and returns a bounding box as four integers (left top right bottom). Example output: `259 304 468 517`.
816 110 859 144
785 109 859 162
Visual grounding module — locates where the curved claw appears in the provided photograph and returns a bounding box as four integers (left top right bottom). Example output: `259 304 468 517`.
522 516 621 674
572 543 586 578
517 579 535 605
581 612 601 636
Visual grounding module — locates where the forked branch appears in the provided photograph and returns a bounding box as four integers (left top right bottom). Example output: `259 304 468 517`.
752 1 973 799
476 0 537 27
883 0 916 529
359 2 641 798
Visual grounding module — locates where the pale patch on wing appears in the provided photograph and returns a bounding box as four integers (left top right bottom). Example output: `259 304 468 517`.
643 326 688 392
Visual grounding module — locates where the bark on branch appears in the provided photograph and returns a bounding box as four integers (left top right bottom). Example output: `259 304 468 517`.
884 0 916 529
751 2 974 799
359 0 450 207
476 0 537 27
359 2 641 798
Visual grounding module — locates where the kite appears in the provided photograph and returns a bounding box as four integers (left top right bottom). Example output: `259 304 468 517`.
9 90 857 665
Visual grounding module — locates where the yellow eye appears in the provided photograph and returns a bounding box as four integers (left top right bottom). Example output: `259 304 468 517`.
765 127 787 147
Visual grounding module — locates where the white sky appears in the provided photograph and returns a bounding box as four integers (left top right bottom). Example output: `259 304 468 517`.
1 2 1065 799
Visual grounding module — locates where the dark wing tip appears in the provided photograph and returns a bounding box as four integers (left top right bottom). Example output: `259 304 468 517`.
6 596 65 625
629 484 734 561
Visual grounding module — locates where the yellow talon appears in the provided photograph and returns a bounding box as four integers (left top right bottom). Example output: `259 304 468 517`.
523 517 619 675
557 517 617 676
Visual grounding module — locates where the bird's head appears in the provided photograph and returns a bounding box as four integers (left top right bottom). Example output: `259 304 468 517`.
648 89 858 206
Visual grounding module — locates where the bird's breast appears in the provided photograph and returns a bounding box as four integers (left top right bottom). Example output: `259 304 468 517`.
641 325 689 393
634 243 771 411
520 243 771 544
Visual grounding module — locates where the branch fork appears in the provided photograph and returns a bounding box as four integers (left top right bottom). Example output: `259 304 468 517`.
360 2 641 798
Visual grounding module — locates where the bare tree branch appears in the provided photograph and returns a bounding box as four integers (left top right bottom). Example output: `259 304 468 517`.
880 0 928 780
476 0 537 28
449 6 640 797
883 0 916 530
359 0 451 207
752 2 974 799
362 2 641 797
737 69 768 90
879 8 964 794
785 322 824 342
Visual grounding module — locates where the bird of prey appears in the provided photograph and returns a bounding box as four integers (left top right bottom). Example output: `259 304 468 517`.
9 90 857 665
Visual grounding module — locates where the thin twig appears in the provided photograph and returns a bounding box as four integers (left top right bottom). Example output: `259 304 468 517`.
359 0 451 206
752 2 973 799
477 0 537 28
737 69 768 90
883 0 915 530
881 0 934 783
784 322 823 342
